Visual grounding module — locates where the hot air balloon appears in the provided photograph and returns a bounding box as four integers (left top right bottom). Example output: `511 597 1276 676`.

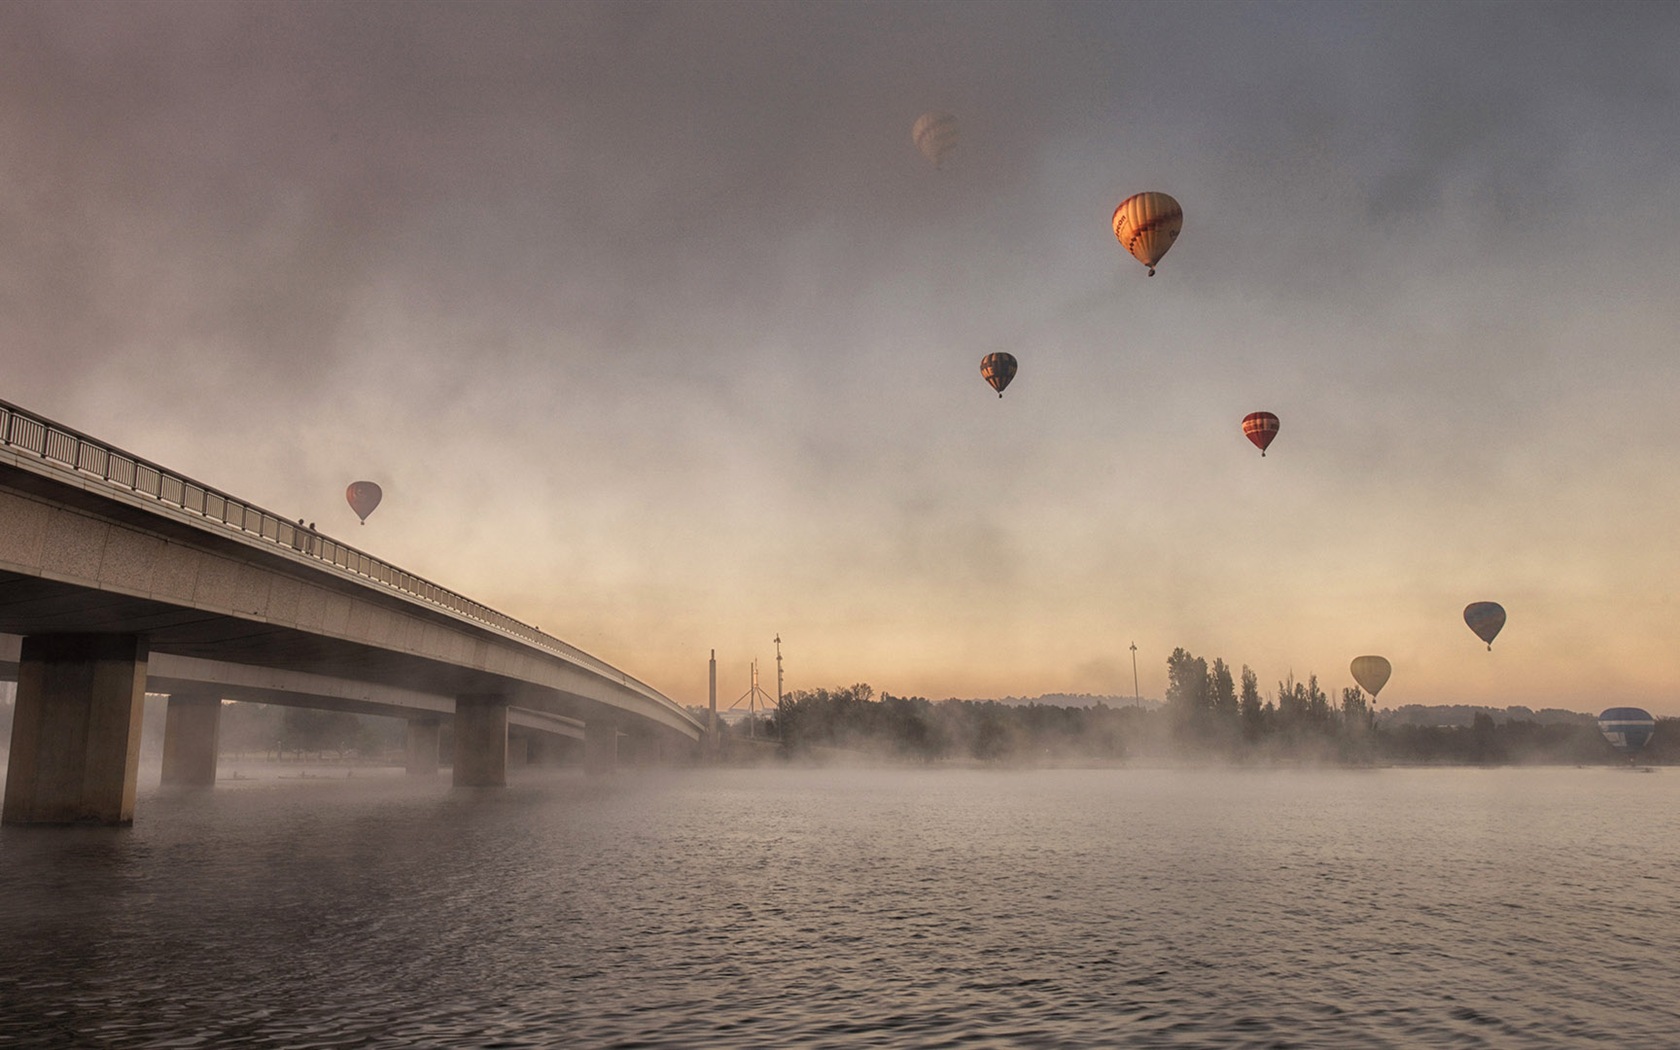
1597 707 1656 759
1112 191 1183 276
1350 655 1392 699
346 481 382 524
980 352 1017 398
912 111 958 168
1242 412 1279 456
1463 602 1506 650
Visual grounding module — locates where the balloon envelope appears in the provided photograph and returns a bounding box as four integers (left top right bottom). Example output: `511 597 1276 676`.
1242 411 1279 455
1350 655 1392 698
912 111 958 167
346 481 382 523
1463 602 1506 649
1111 191 1183 275
980 352 1017 397
1597 707 1656 755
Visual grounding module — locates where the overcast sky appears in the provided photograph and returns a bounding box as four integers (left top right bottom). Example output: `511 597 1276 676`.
4 1 1679 713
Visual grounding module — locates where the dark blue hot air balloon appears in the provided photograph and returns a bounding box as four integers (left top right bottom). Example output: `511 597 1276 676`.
1597 707 1656 758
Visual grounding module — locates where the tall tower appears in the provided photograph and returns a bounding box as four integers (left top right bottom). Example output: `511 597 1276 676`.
708 649 717 751
774 634 783 709
1130 642 1139 707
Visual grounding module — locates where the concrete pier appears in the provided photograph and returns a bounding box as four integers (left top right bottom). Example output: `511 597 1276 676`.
507 735 529 768
453 695 508 787
405 718 441 776
2 634 149 826
161 689 222 787
585 720 619 775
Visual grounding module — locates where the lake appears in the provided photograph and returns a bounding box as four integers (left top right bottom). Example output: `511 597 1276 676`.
1 764 1676 1047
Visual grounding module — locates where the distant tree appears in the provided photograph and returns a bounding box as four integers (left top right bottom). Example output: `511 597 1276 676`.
280 707 363 758
1166 648 1211 733
1469 711 1504 763
1304 675 1331 725
1210 659 1238 725
1340 687 1371 729
221 701 282 758
1239 666 1264 737
1277 673 1305 729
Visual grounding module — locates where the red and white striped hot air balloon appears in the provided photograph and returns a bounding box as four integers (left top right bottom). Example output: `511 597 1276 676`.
1111 191 1183 276
1242 411 1280 456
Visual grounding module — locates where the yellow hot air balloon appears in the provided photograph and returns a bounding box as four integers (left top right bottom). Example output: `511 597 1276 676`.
1350 655 1392 699
1111 191 1183 276
912 111 959 168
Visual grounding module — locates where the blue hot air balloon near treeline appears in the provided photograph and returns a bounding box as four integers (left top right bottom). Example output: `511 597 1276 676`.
1597 707 1656 759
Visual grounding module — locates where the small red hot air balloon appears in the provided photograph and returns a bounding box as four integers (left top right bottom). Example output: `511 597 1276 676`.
1242 412 1280 456
346 481 382 524
980 352 1018 398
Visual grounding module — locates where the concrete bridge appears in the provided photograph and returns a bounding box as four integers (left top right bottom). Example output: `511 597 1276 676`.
0 398 703 825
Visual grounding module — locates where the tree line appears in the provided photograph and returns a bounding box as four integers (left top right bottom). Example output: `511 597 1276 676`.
742 647 1672 766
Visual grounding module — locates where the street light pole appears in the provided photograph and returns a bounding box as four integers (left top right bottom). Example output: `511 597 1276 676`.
1130 642 1139 707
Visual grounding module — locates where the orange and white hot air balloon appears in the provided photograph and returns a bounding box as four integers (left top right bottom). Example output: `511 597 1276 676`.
1242 412 1280 456
346 481 382 524
1111 191 1183 276
912 111 959 168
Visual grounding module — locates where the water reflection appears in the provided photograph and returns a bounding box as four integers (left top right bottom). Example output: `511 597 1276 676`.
2 767 1676 1047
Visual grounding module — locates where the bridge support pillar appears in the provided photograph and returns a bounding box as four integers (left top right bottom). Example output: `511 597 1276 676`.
161 689 222 787
405 718 441 776
3 634 149 826
507 735 529 767
453 696 507 787
585 721 618 775
526 736 552 766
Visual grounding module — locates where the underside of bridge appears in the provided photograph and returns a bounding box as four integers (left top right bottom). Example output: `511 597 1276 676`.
0 454 701 825
1 626 690 824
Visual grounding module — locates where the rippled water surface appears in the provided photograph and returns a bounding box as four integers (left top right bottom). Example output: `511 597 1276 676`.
2 765 1677 1048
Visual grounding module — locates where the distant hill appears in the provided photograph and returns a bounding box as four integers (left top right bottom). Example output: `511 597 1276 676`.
1377 704 1596 728
954 693 1165 712
944 697 1602 725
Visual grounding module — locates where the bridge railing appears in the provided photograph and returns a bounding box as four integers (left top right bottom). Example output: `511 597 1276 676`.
0 399 686 717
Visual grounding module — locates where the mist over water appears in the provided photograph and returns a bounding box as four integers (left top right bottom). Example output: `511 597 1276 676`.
2 766 1676 1048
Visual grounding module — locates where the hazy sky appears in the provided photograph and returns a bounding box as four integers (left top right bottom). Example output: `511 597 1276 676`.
4 1 1679 713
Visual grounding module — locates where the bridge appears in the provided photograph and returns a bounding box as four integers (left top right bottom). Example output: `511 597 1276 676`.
0 398 704 825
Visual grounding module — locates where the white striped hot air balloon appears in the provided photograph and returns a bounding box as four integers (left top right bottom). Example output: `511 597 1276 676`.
912 111 959 168
1112 191 1183 276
